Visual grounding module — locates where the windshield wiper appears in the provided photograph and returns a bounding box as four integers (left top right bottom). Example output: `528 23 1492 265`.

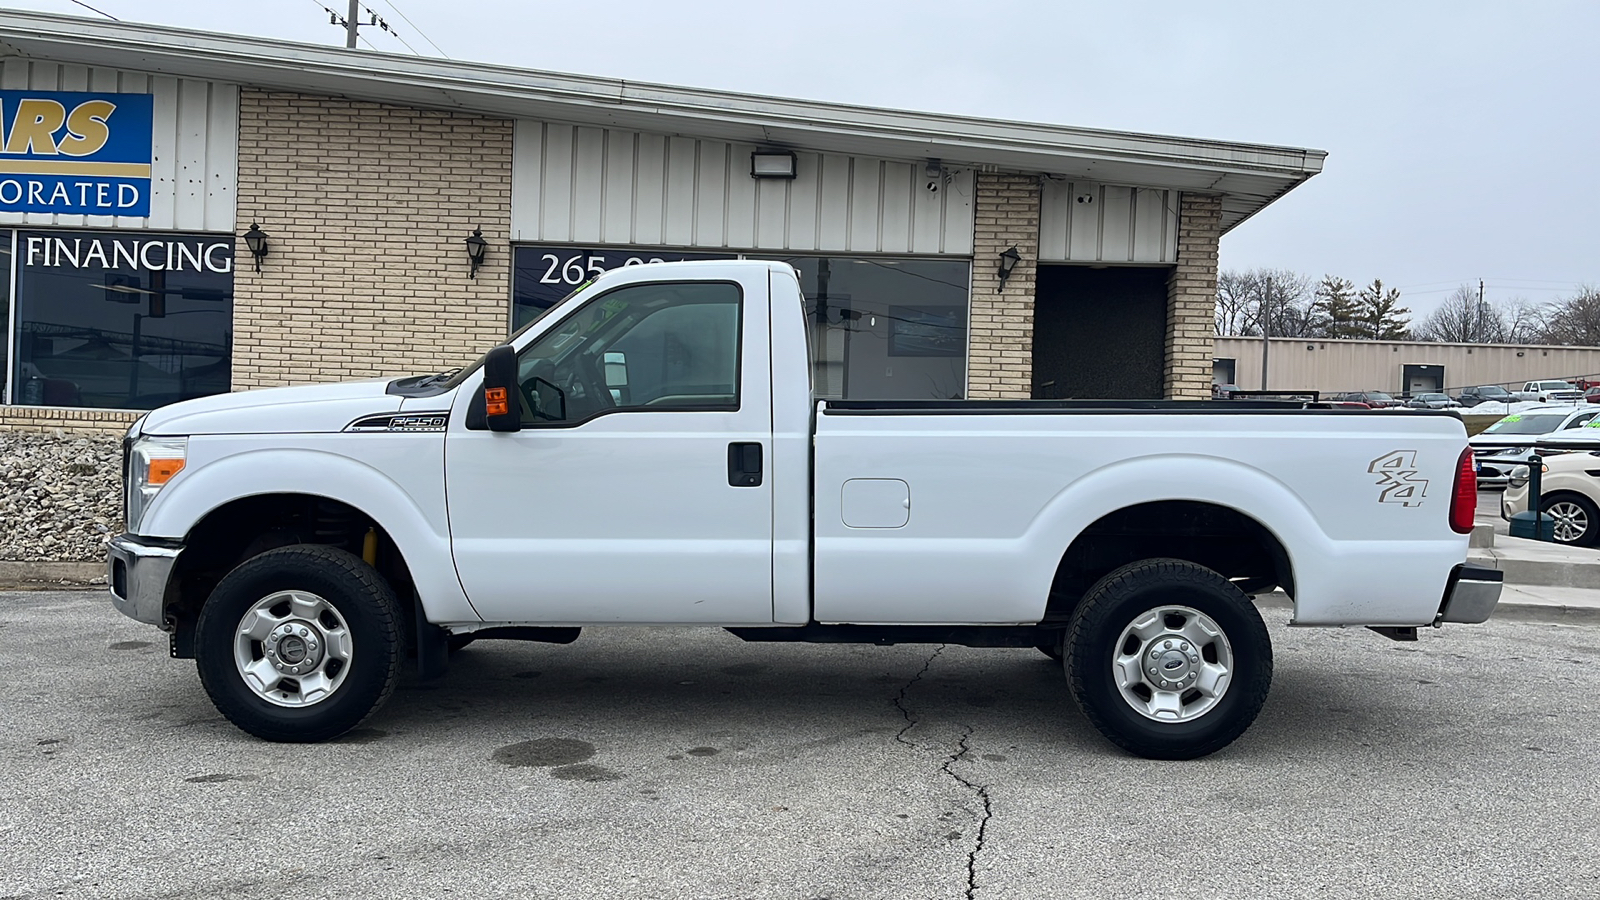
416 367 462 387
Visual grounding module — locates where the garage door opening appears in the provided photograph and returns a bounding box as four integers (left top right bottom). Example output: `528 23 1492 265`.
1031 265 1171 399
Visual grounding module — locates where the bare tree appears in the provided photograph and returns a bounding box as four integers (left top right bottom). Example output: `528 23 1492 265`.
1541 286 1600 346
1502 298 1550 344
1415 285 1504 342
1214 268 1314 336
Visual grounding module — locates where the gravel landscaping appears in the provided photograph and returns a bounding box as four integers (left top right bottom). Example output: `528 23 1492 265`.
0 433 122 562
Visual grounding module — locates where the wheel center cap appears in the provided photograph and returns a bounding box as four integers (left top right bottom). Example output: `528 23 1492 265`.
1145 636 1200 691
264 621 324 673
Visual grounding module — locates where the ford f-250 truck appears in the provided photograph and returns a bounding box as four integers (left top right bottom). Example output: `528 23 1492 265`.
108 260 1501 759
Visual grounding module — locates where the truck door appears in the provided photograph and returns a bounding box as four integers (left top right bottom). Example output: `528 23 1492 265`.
444 272 774 624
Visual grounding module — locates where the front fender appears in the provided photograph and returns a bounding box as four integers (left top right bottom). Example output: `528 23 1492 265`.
141 446 479 624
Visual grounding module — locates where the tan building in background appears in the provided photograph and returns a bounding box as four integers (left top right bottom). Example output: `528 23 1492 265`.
1215 336 1600 396
0 10 1326 442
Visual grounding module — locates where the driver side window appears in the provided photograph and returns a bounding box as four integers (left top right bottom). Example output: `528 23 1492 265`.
514 281 742 426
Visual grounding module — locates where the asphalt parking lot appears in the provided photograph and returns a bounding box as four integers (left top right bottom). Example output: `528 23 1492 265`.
4 591 1599 900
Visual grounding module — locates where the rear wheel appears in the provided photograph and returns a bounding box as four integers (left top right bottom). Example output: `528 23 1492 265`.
1065 559 1272 760
195 545 403 742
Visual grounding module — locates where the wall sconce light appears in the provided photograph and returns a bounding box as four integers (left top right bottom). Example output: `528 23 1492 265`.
242 223 269 272
996 246 1022 294
465 227 488 279
751 150 798 180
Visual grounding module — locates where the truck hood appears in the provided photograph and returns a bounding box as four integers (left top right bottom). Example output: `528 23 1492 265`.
140 379 408 436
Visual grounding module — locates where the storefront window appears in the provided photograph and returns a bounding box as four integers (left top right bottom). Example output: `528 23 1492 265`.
754 256 970 401
10 230 233 410
512 245 733 329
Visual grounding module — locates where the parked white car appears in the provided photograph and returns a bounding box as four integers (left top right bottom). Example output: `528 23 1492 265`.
1470 405 1600 487
1516 380 1583 403
1501 446 1600 545
106 260 1499 760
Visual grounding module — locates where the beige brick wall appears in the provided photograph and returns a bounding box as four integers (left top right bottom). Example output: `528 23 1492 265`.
0 407 140 435
967 173 1041 399
1165 194 1222 399
233 90 513 389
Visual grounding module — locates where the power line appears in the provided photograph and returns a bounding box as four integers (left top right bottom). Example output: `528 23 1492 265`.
361 4 423 55
378 0 450 57
65 0 118 19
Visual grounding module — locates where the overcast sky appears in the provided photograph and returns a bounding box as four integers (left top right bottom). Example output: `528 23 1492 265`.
10 0 1598 316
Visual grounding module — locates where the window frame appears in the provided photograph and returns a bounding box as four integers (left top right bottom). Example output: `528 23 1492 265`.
512 278 745 429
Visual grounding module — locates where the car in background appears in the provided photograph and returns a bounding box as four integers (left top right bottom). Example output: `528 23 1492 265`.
1501 447 1600 546
1406 392 1460 409
1585 387 1600 404
1456 385 1516 407
1470 404 1600 487
1517 380 1583 403
1330 390 1402 408
1212 383 1243 399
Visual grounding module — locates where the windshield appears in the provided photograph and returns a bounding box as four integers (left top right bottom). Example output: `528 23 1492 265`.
1479 386 1510 396
1367 392 1394 402
1538 382 1575 390
1484 413 1568 435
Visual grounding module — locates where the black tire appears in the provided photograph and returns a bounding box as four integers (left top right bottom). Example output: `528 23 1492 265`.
195 545 403 742
1541 492 1600 547
1065 559 1272 760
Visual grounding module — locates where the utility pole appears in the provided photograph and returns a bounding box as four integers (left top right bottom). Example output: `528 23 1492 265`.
1260 296 1271 390
345 0 359 48
1477 279 1485 343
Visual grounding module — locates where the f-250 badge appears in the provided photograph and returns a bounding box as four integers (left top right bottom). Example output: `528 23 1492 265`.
1368 451 1428 507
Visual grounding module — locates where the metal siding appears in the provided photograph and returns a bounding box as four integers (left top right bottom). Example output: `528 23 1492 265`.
724 141 758 249
510 120 974 257
570 126 604 242
0 60 237 233
662 136 697 246
694 140 728 246
601 128 634 245
1039 180 1177 264
540 123 573 242
632 133 666 245
785 152 818 251
1101 186 1133 261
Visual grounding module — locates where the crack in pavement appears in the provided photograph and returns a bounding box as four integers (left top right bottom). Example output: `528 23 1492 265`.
941 729 992 900
891 645 993 899
892 645 943 746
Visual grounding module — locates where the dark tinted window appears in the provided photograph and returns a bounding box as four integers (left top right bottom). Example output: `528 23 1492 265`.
11 230 232 410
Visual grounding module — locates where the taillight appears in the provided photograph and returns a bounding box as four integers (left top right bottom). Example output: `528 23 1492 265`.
1449 447 1476 534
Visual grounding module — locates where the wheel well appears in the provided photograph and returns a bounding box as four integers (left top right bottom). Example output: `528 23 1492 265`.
1044 501 1293 622
166 494 415 637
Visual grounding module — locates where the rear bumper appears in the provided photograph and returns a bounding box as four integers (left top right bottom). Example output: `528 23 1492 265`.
107 534 182 626
1437 563 1503 625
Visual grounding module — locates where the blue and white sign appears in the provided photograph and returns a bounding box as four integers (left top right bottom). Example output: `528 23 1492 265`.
0 90 154 217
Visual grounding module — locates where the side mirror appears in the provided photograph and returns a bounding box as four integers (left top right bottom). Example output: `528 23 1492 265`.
482 344 521 433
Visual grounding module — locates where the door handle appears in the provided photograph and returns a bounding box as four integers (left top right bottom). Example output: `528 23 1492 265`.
728 442 763 487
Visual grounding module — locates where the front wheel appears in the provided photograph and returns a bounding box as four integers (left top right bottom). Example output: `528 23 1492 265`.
1065 559 1272 760
195 545 403 742
1543 493 1600 546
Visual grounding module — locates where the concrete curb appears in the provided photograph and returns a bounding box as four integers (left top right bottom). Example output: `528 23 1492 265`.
1468 551 1600 590
0 560 105 590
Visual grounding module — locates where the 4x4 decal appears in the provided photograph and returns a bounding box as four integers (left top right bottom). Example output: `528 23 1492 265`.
1368 451 1428 507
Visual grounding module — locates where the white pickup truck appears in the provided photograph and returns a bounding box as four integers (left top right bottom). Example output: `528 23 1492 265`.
108 260 1500 759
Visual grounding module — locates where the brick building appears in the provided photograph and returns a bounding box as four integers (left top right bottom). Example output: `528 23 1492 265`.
0 10 1323 437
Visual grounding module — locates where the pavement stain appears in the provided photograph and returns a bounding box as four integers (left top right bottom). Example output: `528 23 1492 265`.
492 737 595 768
686 746 720 757
185 773 259 784
108 641 151 650
551 763 623 782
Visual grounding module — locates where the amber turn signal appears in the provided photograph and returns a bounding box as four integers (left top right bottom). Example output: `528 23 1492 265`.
485 386 509 417
147 458 185 485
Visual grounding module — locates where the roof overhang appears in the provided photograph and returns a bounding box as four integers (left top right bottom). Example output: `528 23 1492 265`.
0 10 1325 232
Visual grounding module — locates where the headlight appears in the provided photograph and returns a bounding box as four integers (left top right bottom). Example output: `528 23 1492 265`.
126 436 187 535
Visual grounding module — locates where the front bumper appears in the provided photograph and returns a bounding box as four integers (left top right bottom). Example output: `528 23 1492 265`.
107 534 182 626
1437 563 1503 625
